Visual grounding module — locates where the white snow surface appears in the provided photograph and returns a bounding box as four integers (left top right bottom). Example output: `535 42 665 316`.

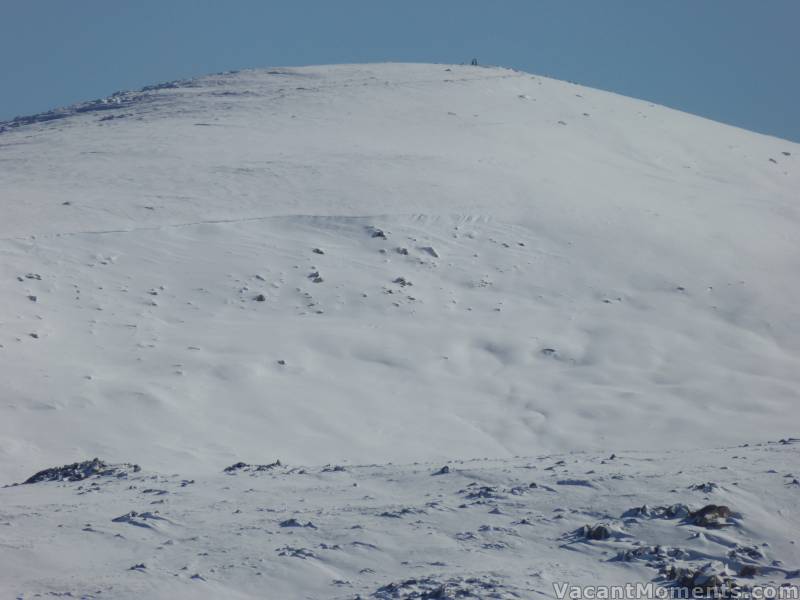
1 63 798 480
2 442 800 598
0 62 799 597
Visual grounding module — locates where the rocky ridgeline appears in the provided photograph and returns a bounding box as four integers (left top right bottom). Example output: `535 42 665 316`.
14 458 141 485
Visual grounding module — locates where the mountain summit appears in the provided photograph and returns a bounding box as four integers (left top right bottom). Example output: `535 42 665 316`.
2 62 800 599
0 64 798 481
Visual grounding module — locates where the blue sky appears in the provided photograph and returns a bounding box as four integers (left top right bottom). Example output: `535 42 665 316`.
1 1 798 141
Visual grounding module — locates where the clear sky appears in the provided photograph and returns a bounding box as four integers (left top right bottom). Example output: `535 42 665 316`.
1 1 798 142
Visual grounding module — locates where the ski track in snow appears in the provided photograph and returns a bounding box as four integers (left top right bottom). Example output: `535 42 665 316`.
0 63 798 597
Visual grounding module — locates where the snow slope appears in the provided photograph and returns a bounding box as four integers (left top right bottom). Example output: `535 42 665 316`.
0 63 798 486
2 441 799 598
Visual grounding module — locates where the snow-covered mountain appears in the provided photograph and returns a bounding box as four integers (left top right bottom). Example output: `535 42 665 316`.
1 63 798 598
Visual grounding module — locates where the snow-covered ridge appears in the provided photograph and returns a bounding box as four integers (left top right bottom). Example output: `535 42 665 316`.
0 62 798 479
0 65 513 132
1 61 799 599
1 63 797 239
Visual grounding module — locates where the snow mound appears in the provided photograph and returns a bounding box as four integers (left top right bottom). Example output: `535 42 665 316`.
0 63 798 484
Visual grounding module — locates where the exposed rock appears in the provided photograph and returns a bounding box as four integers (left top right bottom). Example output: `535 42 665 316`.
689 482 719 493
373 575 516 599
458 484 503 500
369 227 387 239
665 562 733 591
321 464 346 472
276 545 316 559
111 511 167 529
738 565 758 578
687 504 733 528
580 524 611 541
223 460 282 473
23 458 140 484
622 503 690 520
280 518 316 529
556 478 595 488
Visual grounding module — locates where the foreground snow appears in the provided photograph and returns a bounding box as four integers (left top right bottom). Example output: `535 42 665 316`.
2 440 799 598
